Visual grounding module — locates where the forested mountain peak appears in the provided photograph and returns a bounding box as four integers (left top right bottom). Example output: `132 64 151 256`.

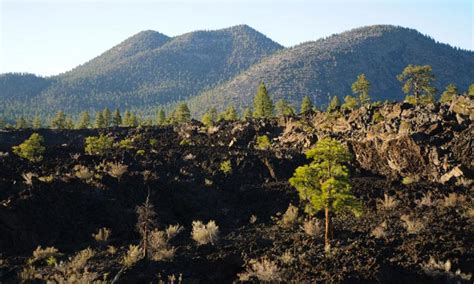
187 25 474 116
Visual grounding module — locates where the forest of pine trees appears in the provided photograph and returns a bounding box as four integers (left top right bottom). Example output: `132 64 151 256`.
1 65 473 130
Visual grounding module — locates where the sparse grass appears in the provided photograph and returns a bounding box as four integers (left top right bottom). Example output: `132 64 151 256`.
122 244 142 267
92 227 111 243
165 224 184 239
280 250 295 265
441 193 467 207
28 246 61 265
107 162 128 180
278 204 299 228
416 192 435 207
148 230 176 261
191 220 219 246
74 165 94 180
400 214 425 234
371 221 388 239
377 194 398 210
302 218 321 237
107 245 117 255
238 257 282 282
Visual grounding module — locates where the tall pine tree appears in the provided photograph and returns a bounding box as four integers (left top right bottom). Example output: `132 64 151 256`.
300 96 313 114
253 82 274 118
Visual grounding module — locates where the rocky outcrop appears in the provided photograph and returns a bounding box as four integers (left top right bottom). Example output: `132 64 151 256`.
276 97 473 184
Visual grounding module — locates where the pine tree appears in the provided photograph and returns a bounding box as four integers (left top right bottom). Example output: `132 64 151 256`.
341 95 358 110
175 103 191 123
397 64 436 105
223 105 238 121
439 83 459 104
253 82 274 118
201 112 213 127
275 99 295 116
32 115 42 129
300 96 313 114
327 96 340 112
123 110 131 127
156 108 166 125
103 108 111 127
65 116 75 129
16 117 29 129
129 113 138 127
468 84 474 98
77 111 91 129
51 111 67 129
95 111 106 128
242 108 252 121
289 138 361 248
351 74 371 106
112 109 122 127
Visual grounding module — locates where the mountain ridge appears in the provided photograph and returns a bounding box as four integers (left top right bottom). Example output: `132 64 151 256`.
1 24 473 119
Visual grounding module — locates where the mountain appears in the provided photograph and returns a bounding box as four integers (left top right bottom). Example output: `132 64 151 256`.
188 25 474 115
1 25 473 120
0 25 283 117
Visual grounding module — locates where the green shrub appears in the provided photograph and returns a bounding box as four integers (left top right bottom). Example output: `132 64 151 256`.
149 138 158 147
179 139 191 146
84 134 114 155
219 160 232 175
136 149 145 156
12 133 46 162
117 138 134 150
255 135 271 150
372 111 384 123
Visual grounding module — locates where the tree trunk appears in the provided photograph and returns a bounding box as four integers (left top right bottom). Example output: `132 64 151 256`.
325 207 330 248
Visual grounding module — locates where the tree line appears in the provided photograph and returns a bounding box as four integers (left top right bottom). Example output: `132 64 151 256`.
1 64 473 130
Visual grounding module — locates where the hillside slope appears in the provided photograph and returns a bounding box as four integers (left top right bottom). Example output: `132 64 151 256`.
188 25 474 115
0 25 283 116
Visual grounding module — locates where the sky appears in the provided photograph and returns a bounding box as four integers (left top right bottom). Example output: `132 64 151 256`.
0 0 472 76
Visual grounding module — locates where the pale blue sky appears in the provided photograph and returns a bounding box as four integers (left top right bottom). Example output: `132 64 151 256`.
1 0 472 76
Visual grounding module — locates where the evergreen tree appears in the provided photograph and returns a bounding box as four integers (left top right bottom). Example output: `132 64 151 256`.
341 95 358 110
201 112 213 127
95 111 106 128
275 99 295 116
103 108 111 127
300 96 313 114
32 115 42 129
439 83 459 104
223 105 238 121
351 74 371 106
209 107 218 122
112 109 122 127
156 108 166 125
289 138 361 248
327 96 340 112
123 110 132 127
16 117 29 129
129 113 138 127
175 103 191 123
253 82 274 118
397 64 436 105
77 111 91 129
51 111 67 129
65 116 75 129
242 108 252 121
467 84 474 98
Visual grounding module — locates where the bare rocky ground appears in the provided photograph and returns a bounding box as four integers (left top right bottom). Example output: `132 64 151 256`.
0 97 473 283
